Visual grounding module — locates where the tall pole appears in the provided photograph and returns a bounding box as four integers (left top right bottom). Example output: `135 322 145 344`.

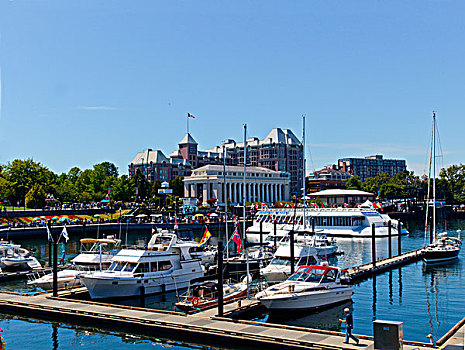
371 223 376 268
217 241 224 317
52 222 58 297
243 124 250 299
223 145 229 259
432 112 436 240
302 115 306 230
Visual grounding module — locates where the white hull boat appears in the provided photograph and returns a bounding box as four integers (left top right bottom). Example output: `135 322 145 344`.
81 233 205 299
257 265 352 311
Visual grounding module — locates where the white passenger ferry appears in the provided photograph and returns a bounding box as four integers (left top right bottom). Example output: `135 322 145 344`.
246 208 407 241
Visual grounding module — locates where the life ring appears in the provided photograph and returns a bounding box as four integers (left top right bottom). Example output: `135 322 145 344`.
192 297 199 307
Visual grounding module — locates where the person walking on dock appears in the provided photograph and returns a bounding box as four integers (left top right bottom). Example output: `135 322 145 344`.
339 308 359 344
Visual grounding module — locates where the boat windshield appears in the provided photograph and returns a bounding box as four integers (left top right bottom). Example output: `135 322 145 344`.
109 261 126 272
288 267 327 283
153 236 172 245
123 263 137 272
269 257 292 266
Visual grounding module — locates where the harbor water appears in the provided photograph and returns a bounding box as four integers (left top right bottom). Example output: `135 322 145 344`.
1 218 464 346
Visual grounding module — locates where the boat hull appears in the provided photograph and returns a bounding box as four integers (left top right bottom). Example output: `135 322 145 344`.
423 247 460 263
258 287 352 311
81 270 204 299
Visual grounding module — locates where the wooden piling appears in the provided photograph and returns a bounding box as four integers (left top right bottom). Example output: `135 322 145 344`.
388 220 392 258
398 221 402 255
371 223 376 267
217 241 224 317
290 229 295 275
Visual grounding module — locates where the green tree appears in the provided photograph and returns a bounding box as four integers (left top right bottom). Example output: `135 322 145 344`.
112 175 134 202
133 169 149 201
25 184 46 209
345 176 362 190
169 176 184 197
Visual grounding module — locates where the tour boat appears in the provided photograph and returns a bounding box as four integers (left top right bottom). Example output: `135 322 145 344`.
175 280 247 312
246 208 407 240
80 232 205 299
422 113 462 264
256 265 352 311
0 240 41 270
28 237 121 290
260 242 321 283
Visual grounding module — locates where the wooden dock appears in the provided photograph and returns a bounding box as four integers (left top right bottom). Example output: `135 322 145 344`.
0 291 426 350
347 248 425 282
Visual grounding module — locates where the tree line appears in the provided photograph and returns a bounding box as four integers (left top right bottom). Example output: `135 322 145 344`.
0 159 184 208
343 166 465 204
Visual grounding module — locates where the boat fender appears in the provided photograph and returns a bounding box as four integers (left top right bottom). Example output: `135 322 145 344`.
192 297 199 307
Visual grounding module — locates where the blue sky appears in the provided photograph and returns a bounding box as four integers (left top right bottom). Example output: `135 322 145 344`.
0 1 464 176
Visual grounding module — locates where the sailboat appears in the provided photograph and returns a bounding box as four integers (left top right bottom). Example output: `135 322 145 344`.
422 112 461 264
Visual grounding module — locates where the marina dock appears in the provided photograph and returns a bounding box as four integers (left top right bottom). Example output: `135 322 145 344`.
348 248 425 281
0 291 428 350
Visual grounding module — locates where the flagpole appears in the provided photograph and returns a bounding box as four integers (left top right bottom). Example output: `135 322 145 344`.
187 113 189 135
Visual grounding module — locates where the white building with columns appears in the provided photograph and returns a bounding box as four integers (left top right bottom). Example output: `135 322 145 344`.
183 165 290 205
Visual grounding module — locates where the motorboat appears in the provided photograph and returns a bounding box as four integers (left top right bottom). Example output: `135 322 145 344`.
28 237 121 290
256 265 352 311
80 232 205 299
175 280 247 312
260 242 321 283
0 240 41 270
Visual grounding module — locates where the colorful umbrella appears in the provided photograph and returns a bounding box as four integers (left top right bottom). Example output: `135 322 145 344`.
58 217 67 223
52 216 59 220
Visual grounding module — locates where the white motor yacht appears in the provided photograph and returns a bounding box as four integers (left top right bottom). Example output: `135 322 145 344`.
28 237 121 290
80 233 204 299
260 242 321 283
256 265 352 311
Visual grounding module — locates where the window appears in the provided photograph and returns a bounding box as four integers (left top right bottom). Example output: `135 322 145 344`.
135 263 150 273
123 263 137 272
159 261 172 271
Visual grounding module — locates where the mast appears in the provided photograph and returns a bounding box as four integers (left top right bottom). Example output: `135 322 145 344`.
223 145 229 258
243 124 250 298
302 115 306 230
432 112 436 239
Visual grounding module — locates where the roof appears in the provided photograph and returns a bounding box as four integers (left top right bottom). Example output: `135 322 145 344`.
130 149 169 165
192 164 282 174
309 189 375 197
204 128 302 153
179 133 198 145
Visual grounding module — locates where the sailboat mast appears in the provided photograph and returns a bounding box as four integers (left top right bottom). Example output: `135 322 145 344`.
243 123 250 299
302 115 306 230
432 112 436 239
243 124 247 240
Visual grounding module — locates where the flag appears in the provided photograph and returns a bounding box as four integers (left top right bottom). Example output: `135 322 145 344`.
187 113 195 118
378 202 383 211
372 202 378 209
232 229 243 252
198 227 211 247
47 225 53 242
174 215 178 230
62 226 69 242
152 227 156 234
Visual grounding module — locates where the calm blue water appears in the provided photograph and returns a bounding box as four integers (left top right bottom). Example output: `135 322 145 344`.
2 219 465 346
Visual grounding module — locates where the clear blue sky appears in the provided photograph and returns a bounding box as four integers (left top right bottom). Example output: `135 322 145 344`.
1 1 464 176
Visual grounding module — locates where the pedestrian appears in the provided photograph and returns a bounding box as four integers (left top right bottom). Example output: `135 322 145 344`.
339 308 359 344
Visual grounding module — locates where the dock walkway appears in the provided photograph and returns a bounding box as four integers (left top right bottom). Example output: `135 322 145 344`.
0 291 422 350
348 248 424 281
